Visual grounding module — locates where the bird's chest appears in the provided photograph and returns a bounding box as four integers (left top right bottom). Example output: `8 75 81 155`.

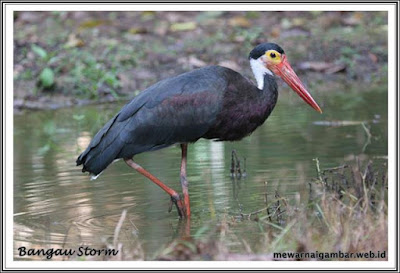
204 93 276 141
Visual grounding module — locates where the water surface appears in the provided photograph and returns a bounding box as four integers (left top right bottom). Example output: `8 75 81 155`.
13 81 388 260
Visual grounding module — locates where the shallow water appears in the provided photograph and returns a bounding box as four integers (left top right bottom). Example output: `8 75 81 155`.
13 82 388 260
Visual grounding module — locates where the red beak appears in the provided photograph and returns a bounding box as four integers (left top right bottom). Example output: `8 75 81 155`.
270 55 322 113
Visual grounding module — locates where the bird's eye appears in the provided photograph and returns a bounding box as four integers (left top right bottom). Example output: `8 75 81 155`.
265 50 281 63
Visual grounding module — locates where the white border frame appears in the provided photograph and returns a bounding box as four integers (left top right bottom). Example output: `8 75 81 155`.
3 2 397 270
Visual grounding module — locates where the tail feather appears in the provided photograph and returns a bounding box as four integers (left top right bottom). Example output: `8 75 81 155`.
81 140 123 175
76 114 119 166
76 114 128 175
76 96 148 176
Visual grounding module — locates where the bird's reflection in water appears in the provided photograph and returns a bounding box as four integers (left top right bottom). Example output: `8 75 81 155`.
158 150 247 242
168 150 247 241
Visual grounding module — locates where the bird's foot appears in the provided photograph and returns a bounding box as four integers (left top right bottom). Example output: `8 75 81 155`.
168 194 186 219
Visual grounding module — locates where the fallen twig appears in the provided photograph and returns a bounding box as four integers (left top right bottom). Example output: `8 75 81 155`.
113 209 127 248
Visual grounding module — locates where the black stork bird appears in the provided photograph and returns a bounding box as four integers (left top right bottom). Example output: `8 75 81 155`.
77 43 322 219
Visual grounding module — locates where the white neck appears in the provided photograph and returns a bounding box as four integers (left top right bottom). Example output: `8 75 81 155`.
250 58 273 90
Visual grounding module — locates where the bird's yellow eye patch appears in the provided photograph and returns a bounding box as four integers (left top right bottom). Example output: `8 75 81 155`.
265 50 281 64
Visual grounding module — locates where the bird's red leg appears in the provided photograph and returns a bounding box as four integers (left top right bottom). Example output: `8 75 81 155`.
180 144 190 218
124 158 185 218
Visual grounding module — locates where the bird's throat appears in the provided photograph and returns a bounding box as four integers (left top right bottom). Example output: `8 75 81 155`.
249 58 273 90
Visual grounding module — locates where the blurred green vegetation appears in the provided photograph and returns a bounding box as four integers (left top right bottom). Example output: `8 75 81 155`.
13 11 388 109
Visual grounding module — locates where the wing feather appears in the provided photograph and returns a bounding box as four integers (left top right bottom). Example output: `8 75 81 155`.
77 66 230 175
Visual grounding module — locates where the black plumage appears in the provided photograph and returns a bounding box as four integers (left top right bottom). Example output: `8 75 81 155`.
76 42 323 218
76 65 278 176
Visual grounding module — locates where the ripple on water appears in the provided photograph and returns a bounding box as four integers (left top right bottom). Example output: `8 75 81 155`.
13 96 388 259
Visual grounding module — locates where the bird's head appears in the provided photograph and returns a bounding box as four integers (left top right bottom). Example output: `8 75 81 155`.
249 43 322 113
